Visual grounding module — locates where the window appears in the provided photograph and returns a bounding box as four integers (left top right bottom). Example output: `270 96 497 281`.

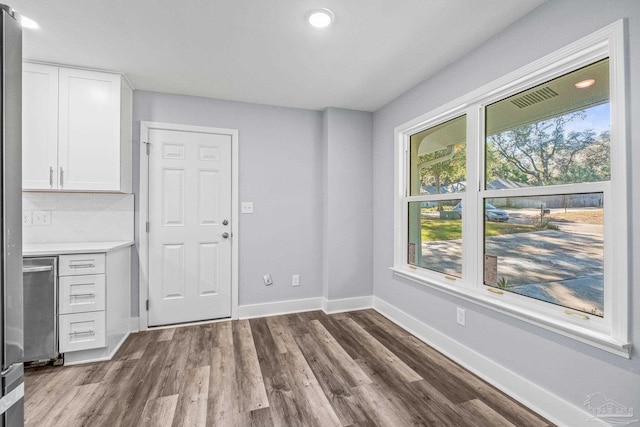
393 21 629 357
408 116 466 277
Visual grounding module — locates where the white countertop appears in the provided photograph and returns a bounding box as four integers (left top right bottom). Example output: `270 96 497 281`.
23 241 134 257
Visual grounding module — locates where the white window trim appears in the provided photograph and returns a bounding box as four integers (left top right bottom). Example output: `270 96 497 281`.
392 20 630 358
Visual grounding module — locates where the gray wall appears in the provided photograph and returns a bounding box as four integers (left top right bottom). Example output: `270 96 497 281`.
372 0 640 418
131 94 375 316
322 108 373 300
132 92 325 313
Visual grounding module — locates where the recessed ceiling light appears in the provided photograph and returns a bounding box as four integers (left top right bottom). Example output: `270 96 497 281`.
19 15 39 29
307 9 334 28
575 79 595 89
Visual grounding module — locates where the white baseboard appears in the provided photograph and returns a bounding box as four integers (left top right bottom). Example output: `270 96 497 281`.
64 331 131 366
237 295 374 319
323 295 373 314
372 297 605 427
238 297 324 319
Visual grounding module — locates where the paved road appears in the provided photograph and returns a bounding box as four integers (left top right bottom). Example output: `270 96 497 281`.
419 227 604 316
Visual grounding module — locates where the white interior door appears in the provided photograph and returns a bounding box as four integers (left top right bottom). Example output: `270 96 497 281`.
148 128 232 326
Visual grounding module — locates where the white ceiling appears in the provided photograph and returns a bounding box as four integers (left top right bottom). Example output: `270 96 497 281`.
10 0 546 112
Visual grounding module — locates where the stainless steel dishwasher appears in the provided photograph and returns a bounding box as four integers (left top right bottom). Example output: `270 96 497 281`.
22 257 58 363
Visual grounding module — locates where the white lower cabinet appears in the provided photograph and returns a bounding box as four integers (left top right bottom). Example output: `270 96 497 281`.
55 247 131 364
58 254 106 353
59 311 106 352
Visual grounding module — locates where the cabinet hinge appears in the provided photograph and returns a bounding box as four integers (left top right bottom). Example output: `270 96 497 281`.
146 299 149 311
145 221 150 233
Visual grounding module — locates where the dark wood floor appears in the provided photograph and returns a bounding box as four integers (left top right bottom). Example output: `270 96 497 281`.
24 309 552 426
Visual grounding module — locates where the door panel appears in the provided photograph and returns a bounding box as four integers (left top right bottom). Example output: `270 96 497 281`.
22 63 58 190
148 128 232 326
58 68 121 190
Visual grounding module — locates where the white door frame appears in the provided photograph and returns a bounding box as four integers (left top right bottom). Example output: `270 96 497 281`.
138 121 239 331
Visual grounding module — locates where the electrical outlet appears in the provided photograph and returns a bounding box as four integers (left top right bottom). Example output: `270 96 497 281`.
456 307 466 326
292 275 300 287
22 212 33 227
241 202 254 214
263 274 273 286
33 210 52 226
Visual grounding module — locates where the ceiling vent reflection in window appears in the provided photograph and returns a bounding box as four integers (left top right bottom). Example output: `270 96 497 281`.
510 87 559 108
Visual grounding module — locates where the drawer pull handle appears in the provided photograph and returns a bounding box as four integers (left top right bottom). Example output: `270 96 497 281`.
70 293 95 298
69 330 95 337
69 264 95 269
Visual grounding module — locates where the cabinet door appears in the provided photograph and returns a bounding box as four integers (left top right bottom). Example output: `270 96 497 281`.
22 63 59 189
58 68 121 191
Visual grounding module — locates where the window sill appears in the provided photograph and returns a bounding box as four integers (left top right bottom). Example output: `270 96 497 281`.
390 266 631 358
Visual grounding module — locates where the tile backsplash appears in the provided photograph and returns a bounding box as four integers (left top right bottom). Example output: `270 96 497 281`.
22 193 134 244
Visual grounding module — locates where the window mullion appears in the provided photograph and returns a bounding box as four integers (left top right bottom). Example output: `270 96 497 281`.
463 106 481 289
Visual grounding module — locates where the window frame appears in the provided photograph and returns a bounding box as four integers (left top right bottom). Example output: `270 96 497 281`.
392 20 629 357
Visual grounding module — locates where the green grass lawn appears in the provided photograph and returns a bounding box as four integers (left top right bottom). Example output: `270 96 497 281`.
420 218 533 241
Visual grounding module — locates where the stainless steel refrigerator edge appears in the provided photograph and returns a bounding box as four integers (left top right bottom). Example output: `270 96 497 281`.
0 4 23 427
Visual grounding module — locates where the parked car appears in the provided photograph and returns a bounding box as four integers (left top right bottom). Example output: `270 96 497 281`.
453 202 509 222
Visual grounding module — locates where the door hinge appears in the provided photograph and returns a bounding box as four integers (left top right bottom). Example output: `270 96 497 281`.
145 221 150 233
146 299 149 311
144 142 150 155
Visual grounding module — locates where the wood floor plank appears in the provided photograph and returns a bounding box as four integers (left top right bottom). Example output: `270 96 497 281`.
24 310 553 427
187 324 214 368
295 332 375 426
352 382 422 426
211 319 234 347
250 317 311 426
30 383 100 427
157 327 176 341
249 407 274 427
24 365 90 423
459 398 518 427
355 316 480 404
266 315 298 354
308 320 372 387
232 319 270 412
172 366 209 427
115 352 170 426
340 317 422 383
152 326 195 398
139 394 179 427
207 345 251 427
279 335 342 427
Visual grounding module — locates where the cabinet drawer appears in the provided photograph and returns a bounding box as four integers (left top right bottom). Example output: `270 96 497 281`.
59 311 105 352
59 253 105 276
59 275 105 314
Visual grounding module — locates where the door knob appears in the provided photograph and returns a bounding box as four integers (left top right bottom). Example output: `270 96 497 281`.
222 232 230 239
222 219 229 225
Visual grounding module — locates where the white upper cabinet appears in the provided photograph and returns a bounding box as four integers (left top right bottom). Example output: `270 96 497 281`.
22 62 132 192
22 63 59 189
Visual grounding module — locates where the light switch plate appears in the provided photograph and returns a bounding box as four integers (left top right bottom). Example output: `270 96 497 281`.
241 202 254 214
